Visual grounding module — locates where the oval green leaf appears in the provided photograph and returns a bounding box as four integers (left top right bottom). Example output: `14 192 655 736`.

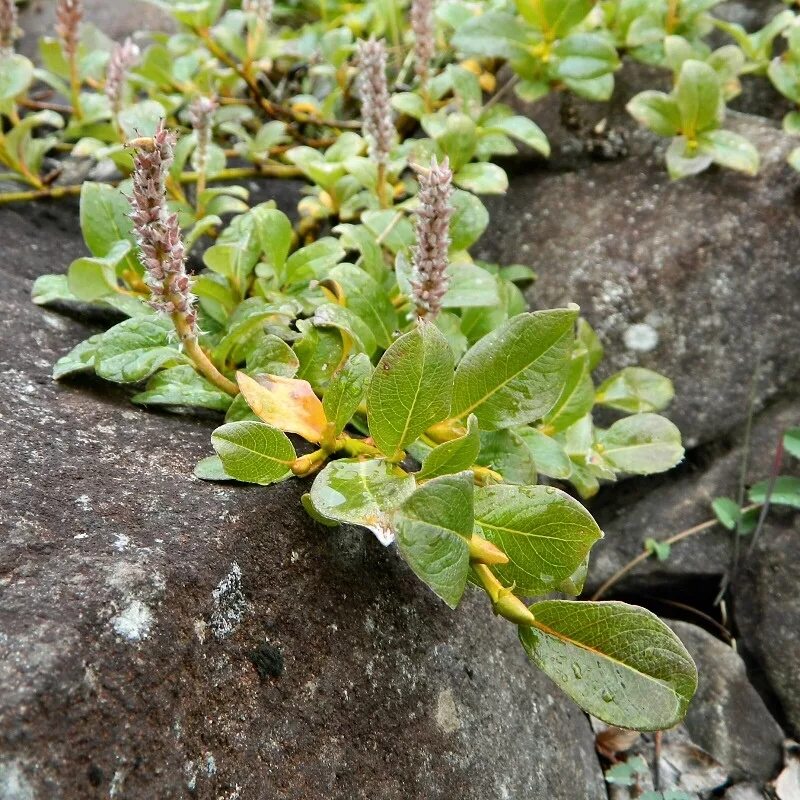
519 600 698 730
474 484 603 596
451 309 577 430
211 421 296 486
367 323 454 459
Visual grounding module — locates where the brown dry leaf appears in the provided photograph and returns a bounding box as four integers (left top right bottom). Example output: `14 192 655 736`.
237 371 327 443
596 726 641 761
773 741 800 800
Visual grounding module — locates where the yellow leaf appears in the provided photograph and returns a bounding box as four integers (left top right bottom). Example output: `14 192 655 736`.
237 372 327 443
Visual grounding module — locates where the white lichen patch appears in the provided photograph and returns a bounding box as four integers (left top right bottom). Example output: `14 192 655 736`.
112 600 154 641
435 688 461 734
623 322 659 353
0 761 35 800
112 533 131 552
210 563 246 639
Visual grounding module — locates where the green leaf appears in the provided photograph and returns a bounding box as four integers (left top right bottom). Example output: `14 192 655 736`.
32 274 79 306
666 136 713 179
784 427 800 459
542 354 594 433
79 182 137 262
67 240 131 301
211 420 295 485
748 476 800 509
553 33 619 82
245 333 299 378
132 365 232 411
330 263 398 349
117 99 167 140
94 317 187 383
450 189 489 251
251 206 293 280
313 302 377 356
645 538 671 561
323 353 373 436
626 91 681 137
52 334 102 380
711 497 741 531
597 414 684 475
519 600 698 730
516 0 592 36
0 54 34 102
419 414 480 479
451 309 577 430
475 484 602 596
454 162 509 194
697 129 759 175
476 429 537 485
517 427 573 479
486 115 550 156
443 262 501 308
675 59 721 136
394 472 473 608
451 12 530 62
294 320 345 393
308 458 416 544
193 455 235 482
595 367 674 413
391 91 426 119
367 323 454 459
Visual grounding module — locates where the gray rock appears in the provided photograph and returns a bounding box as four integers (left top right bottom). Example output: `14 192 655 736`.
479 113 800 448
0 204 607 798
736 521 800 739
16 0 173 58
724 783 768 800
667 621 784 782
584 397 799 598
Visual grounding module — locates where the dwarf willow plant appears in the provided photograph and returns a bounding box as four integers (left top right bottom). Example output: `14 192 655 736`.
16 0 700 730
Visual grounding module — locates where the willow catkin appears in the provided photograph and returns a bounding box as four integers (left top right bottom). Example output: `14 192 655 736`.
410 156 453 321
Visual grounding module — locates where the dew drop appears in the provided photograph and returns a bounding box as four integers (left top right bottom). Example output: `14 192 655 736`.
571 662 582 679
601 689 614 703
545 486 556 495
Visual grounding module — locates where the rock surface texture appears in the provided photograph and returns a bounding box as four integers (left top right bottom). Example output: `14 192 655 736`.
0 202 607 799
480 113 800 449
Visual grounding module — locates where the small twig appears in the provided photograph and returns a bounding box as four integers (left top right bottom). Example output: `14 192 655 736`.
0 164 304 204
590 504 760 601
19 98 74 114
653 731 663 791
483 73 519 111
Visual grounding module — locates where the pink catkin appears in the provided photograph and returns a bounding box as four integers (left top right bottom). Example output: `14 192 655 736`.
56 0 82 59
188 95 218 174
130 122 197 333
105 37 140 115
0 0 19 54
410 0 435 85
410 156 453 321
356 39 394 166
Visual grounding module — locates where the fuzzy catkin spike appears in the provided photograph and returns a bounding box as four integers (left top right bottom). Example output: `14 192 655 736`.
0 0 19 55
355 38 394 167
411 0 435 87
188 95 218 174
105 37 140 116
56 0 82 59
243 0 273 23
130 121 197 333
410 156 453 322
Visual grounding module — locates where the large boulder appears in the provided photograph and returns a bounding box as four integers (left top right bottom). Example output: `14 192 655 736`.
667 621 785 783
0 202 607 798
479 113 800 448
736 522 800 739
